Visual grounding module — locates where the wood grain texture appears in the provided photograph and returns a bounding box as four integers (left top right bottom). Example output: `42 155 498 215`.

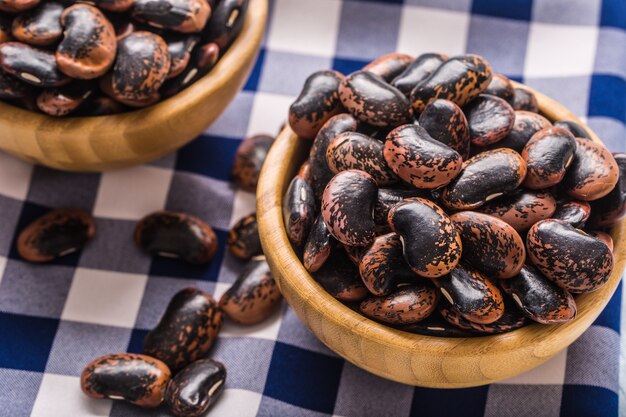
256 82 626 388
0 0 268 172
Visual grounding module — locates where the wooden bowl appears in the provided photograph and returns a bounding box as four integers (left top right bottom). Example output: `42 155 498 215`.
0 0 267 172
257 83 626 388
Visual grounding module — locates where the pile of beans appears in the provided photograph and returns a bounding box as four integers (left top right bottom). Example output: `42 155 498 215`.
283 52 625 337
0 0 248 117
15 133 280 415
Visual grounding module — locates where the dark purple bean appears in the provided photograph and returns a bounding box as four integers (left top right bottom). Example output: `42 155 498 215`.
589 153 626 227
391 52 447 97
313 249 368 302
0 41 69 86
227 213 262 260
283 175 316 246
11 2 63 46
418 98 470 159
464 94 515 146
511 87 538 112
165 359 226 417
552 200 591 228
200 0 247 51
483 74 514 102
563 138 619 201
231 134 274 192
303 214 333 273
476 189 556 232
360 284 438 324
363 52 413 82
132 0 211 33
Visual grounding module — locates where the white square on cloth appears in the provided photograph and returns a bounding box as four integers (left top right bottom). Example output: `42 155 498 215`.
62 268 147 328
525 22 598 77
0 152 32 201
208 389 263 417
397 6 469 58
267 0 342 57
229 189 256 228
247 92 295 137
30 373 112 417
93 165 173 220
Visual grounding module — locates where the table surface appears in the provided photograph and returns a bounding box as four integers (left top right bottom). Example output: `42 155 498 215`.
1 0 626 416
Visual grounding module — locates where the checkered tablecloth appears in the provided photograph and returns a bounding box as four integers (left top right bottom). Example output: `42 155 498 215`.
1 0 625 416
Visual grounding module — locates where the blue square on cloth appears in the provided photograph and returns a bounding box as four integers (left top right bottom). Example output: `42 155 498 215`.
264 341 343 414
175 134 241 182
0 312 58 372
466 15 530 77
600 0 626 30
258 50 333 96
410 386 489 417
0 195 23 257
592 281 621 332
244 47 267 92
336 1 401 60
588 74 626 123
471 0 533 21
560 385 618 417
127 328 149 354
332 57 370 76
0 369 42 417
8 201 83 267
26 166 100 212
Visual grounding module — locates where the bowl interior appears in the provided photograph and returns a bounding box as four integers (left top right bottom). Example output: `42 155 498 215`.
257 83 625 388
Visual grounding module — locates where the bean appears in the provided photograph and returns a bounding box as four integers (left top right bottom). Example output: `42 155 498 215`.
321 170 377 247
231 134 274 192
133 0 211 33
81 353 171 408
36 81 94 117
313 249 368 302
588 230 613 252
0 68 33 99
0 15 11 44
483 110 551 153
283 175 316 246
303 214 333 273
442 148 527 210
298 160 312 184
589 153 626 227
440 303 527 334
166 359 226 417
79 93 126 116
134 211 218 264
161 41 220 97
464 94 515 146
220 258 282 325
144 288 222 370
165 33 199 78
359 232 417 296
433 263 504 324
417 98 470 159
200 0 248 51
327 131 397 186
483 74 514 102
17 208 95 262
511 87 538 112
397 310 478 337
91 0 135 12
363 52 413 82
0 41 69 86
373 187 427 230
343 243 364 266
388 197 461 278
476 189 556 232
11 2 63 46
384 124 462 189
391 52 447 97
526 219 614 293
563 138 619 201
411 54 492 112
360 284 438 325
339 70 412 127
0 0 39 13
500 264 576 324
450 211 525 279
552 200 591 228
227 213 262 260
56 4 117 80
522 127 576 189
289 70 345 139
107 31 170 101
554 119 591 139
308 113 358 201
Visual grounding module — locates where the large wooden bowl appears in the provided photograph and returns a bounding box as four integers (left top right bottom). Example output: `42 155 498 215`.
0 0 267 172
257 84 625 388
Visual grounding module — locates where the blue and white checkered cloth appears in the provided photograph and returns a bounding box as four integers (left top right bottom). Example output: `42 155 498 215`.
0 0 624 416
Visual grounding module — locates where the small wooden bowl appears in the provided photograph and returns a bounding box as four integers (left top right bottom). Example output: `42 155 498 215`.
257 84 626 388
0 0 267 172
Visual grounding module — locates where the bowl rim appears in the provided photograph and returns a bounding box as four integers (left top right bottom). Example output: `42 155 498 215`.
0 0 265 127
257 82 626 383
